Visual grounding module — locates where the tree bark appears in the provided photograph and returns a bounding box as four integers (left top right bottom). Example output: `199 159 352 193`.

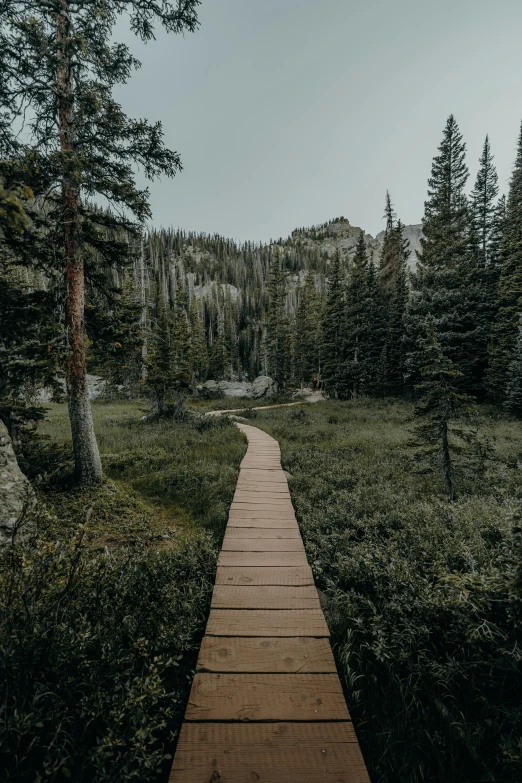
57 0 102 485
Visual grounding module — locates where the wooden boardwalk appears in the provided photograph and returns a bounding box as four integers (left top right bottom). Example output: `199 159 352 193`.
170 423 370 783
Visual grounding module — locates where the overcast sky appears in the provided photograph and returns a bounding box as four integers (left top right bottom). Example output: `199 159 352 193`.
115 0 522 242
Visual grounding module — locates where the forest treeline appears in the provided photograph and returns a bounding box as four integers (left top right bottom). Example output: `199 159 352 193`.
1 0 522 489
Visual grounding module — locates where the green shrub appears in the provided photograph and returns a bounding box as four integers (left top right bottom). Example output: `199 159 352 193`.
255 400 522 783
0 529 216 783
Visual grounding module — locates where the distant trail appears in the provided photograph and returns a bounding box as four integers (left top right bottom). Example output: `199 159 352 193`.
205 389 325 416
169 415 370 783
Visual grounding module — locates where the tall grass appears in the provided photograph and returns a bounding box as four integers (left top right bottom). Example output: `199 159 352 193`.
255 399 522 783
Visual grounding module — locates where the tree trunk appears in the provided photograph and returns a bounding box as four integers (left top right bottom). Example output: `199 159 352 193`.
57 0 102 485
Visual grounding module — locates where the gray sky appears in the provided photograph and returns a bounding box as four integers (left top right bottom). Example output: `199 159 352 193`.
115 0 522 242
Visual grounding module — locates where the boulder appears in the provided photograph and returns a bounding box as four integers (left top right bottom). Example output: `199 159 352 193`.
0 420 37 547
216 381 252 398
198 376 276 399
251 376 277 399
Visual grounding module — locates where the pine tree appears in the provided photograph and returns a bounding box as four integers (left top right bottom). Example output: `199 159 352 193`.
88 272 144 393
404 115 478 393
0 0 200 483
188 299 208 386
146 294 175 417
384 221 410 396
266 253 290 389
471 136 499 266
487 123 522 403
343 233 373 398
469 136 501 395
413 317 475 501
321 251 345 397
295 271 321 386
378 191 399 300
504 317 522 417
209 311 230 380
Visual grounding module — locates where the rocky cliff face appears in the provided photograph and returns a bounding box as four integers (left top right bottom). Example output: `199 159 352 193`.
277 217 423 271
0 420 37 546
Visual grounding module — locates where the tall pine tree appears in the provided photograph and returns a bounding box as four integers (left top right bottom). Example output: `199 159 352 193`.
404 115 478 394
295 271 321 386
266 253 290 389
321 251 346 398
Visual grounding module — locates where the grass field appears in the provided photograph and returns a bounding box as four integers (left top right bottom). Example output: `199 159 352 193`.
36 400 247 543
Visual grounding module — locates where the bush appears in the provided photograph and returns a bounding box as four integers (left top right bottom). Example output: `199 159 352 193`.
254 400 522 783
0 529 216 783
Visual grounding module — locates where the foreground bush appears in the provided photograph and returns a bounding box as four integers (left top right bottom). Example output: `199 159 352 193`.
0 529 216 782
256 400 522 783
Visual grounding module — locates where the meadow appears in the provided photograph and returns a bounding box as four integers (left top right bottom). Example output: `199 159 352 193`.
253 398 522 783
2 397 521 782
1 402 246 783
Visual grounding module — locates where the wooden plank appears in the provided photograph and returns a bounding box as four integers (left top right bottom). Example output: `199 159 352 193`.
225 526 300 538
221 537 305 552
185 674 349 721
170 722 370 783
206 609 329 637
230 500 295 514
232 492 292 511
215 566 314 586
229 509 297 520
227 517 299 529
233 491 291 501
218 551 308 567
211 585 321 610
197 636 337 673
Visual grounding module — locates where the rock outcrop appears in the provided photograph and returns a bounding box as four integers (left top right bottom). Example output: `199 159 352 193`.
0 420 36 546
198 376 277 399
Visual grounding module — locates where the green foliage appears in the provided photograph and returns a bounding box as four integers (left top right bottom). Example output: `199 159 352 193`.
0 530 215 783
413 318 478 500
487 122 522 402
504 317 522 417
266 253 291 388
294 271 321 385
253 399 522 783
405 115 479 392
321 251 346 397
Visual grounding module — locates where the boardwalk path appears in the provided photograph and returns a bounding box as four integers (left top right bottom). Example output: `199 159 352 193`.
170 421 370 782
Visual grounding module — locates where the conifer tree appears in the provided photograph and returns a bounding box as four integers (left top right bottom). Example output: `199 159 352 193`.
0 0 200 483
209 311 230 381
188 299 208 386
384 220 410 396
469 136 501 394
146 294 175 417
343 233 372 398
504 317 522 417
295 271 321 386
404 115 477 392
487 123 522 403
321 251 345 397
378 191 399 301
88 273 144 393
413 317 475 501
365 259 387 395
266 253 290 389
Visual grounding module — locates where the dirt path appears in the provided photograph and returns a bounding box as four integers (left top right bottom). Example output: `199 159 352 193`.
169 420 370 783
